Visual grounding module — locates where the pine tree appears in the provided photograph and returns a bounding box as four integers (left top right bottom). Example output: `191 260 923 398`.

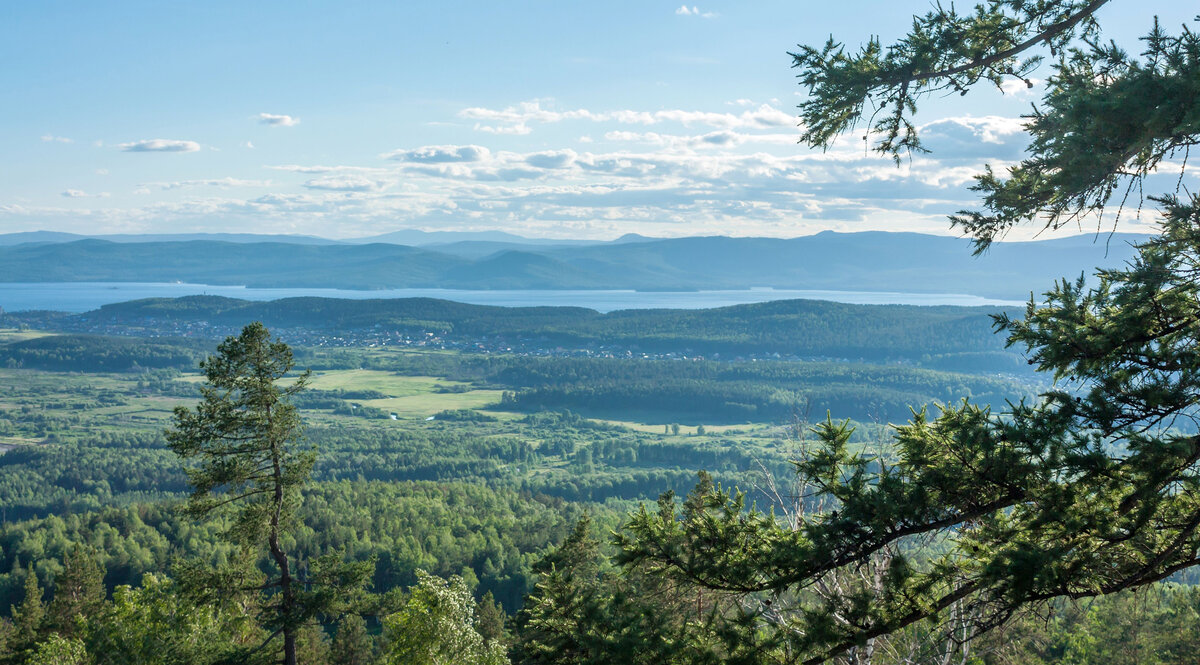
11 564 44 652
167 321 314 665
473 592 508 648
47 546 105 637
330 614 374 665
621 3 1200 662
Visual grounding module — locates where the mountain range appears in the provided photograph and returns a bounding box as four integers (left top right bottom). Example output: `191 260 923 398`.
0 230 1147 300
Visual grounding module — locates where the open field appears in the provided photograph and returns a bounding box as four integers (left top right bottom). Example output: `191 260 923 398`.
0 329 57 345
305 369 470 396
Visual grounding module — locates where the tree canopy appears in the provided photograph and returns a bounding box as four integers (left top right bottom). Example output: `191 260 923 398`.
621 3 1200 663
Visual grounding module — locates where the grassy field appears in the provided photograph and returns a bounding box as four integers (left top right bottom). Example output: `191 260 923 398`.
0 329 57 345
305 369 467 395
305 369 503 420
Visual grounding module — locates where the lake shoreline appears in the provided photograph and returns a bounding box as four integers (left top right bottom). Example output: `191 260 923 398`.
0 281 1026 314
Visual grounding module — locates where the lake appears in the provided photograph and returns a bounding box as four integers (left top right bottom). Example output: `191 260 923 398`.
0 282 1025 314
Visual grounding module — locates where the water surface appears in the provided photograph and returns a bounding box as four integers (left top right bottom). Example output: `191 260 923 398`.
0 282 1025 314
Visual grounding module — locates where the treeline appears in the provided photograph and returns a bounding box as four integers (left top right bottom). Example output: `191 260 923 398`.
0 480 597 614
0 412 791 522
334 352 1031 424
0 333 1036 424
53 295 1025 365
0 335 212 372
0 507 1196 665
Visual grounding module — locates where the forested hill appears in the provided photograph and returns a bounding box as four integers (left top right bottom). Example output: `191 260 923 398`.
0 230 1145 298
68 295 1024 368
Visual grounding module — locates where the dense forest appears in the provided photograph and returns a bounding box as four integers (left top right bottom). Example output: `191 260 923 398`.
2 0 1198 661
0 302 1193 664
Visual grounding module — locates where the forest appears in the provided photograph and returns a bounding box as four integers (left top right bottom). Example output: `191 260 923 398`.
0 294 1195 664
1 0 1198 662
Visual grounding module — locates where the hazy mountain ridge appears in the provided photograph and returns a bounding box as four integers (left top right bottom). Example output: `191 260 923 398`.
0 231 1148 299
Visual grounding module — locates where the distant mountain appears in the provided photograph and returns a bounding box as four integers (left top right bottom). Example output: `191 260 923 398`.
0 231 1150 299
610 233 662 244
0 231 339 246
417 240 608 259
343 229 600 246
0 231 89 246
0 240 464 288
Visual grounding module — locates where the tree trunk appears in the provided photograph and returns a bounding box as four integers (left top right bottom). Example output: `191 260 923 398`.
266 401 297 665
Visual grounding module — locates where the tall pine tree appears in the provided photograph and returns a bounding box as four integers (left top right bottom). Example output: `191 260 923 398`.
167 321 314 665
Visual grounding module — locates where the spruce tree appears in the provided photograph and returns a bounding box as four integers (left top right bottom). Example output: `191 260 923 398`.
330 613 374 665
10 564 44 653
47 546 105 637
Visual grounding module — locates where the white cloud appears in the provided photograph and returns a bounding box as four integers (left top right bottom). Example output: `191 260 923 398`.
245 141 255 149
12 98 1058 240
60 189 109 199
303 175 385 192
675 5 717 18
141 177 273 191
266 164 391 175
384 144 491 163
525 150 577 169
258 113 300 127
999 77 1043 96
118 139 201 153
917 115 1029 160
602 129 796 149
474 123 533 135
460 100 792 134
41 135 73 143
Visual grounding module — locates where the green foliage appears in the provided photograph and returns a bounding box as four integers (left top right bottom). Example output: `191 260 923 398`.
792 0 1108 160
84 573 259 665
46 546 105 636
486 355 1031 424
792 0 1199 252
330 613 375 665
615 4 1200 662
26 635 88 665
166 322 325 665
10 565 43 654
382 570 506 665
515 515 710 665
41 295 1025 366
987 586 1200 665
166 321 313 544
0 335 211 372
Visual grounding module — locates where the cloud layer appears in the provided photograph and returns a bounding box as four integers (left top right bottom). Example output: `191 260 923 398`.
15 97 1178 240
118 139 201 153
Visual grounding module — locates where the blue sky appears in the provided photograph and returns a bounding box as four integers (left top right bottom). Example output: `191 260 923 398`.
1 0 1192 239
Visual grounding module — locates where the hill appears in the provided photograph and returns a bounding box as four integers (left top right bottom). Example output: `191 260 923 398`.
74 295 1024 369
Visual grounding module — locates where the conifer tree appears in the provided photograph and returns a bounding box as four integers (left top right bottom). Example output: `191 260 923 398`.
47 546 105 637
167 321 314 665
11 564 44 653
473 592 508 648
330 613 374 665
622 3 1200 662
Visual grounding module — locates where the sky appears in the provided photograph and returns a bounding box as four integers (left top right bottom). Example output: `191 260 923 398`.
1 0 1193 240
